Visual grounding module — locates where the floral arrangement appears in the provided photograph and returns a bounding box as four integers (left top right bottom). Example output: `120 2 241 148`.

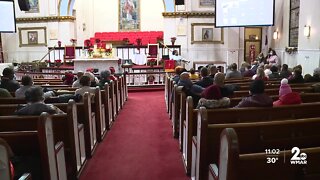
54 59 62 67
84 39 92 47
171 37 177 45
88 48 94 56
157 36 163 42
123 38 129 44
105 48 112 56
136 38 142 45
147 58 157 67
285 47 298 54
70 38 77 45
57 41 62 47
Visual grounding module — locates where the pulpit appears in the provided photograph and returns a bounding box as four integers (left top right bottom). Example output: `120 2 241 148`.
64 46 76 64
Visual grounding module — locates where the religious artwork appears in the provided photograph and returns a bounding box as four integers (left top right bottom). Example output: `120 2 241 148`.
202 28 213 41
119 0 140 31
27 0 39 13
199 0 215 7
18 27 47 47
28 31 38 44
191 23 224 44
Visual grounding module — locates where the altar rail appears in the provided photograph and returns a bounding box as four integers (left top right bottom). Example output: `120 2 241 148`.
47 45 181 63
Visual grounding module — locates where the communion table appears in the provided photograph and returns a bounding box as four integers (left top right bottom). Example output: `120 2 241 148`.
73 58 120 73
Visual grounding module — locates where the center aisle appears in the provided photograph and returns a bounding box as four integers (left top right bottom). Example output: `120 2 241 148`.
80 91 189 180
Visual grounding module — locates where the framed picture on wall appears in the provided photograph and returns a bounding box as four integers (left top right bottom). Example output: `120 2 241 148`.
18 27 47 47
199 0 215 7
27 0 39 13
119 0 140 31
27 31 38 44
191 23 224 44
202 28 213 41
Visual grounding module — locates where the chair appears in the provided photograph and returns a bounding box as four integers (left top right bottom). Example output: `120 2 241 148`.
147 44 159 66
64 46 76 64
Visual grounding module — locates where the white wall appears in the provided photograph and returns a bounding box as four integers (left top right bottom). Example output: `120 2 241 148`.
273 0 320 74
75 0 164 38
1 0 76 63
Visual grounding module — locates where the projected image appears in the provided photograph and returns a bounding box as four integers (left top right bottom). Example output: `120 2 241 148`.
216 0 274 27
0 1 16 32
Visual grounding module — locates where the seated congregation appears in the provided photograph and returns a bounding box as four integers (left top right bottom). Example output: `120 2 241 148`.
165 59 320 180
0 67 127 179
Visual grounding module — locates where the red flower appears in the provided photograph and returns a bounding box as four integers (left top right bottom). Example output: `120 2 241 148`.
95 39 101 44
55 59 62 63
84 39 91 47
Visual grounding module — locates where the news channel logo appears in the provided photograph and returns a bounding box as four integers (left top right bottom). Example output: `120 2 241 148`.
290 147 307 165
265 147 307 165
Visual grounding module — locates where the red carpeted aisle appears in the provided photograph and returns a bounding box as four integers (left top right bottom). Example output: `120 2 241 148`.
80 91 189 180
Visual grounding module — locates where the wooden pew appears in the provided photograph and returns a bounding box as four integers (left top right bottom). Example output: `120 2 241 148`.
55 93 97 159
101 82 115 129
193 105 320 180
0 139 32 180
0 100 86 179
210 126 320 180
171 84 183 138
0 113 67 180
0 93 97 160
110 80 117 120
232 86 313 97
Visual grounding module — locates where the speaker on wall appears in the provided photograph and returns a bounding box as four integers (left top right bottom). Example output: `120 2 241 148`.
18 0 30 11
175 0 184 5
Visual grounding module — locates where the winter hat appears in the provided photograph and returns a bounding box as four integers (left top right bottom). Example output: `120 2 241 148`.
279 78 292 96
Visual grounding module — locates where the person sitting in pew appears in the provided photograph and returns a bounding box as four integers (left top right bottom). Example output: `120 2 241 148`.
189 68 199 80
208 65 217 79
75 76 96 97
235 79 273 108
72 71 84 88
109 67 117 81
62 71 74 85
98 70 111 89
15 75 55 99
288 65 305 84
252 68 269 81
273 78 302 106
0 87 12 97
15 86 64 115
268 65 281 79
195 67 213 88
279 64 291 78
0 67 20 92
172 66 184 84
178 72 204 104
197 84 230 109
242 63 255 77
225 63 242 79
84 72 99 87
203 73 235 98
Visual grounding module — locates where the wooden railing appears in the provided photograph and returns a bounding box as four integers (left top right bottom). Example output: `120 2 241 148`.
47 45 181 63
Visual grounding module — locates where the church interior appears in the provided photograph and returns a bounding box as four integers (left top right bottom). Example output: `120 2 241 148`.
1 0 320 180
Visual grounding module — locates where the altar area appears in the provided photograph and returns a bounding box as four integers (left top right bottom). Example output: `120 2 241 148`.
73 58 120 73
